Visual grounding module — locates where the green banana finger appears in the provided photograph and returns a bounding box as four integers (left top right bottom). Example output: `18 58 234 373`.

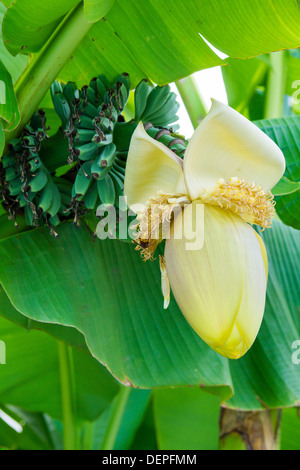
93 133 113 146
110 170 127 210
114 156 126 168
86 86 97 105
28 170 48 192
24 205 34 226
117 83 129 110
51 81 71 124
1 154 16 169
91 159 110 180
47 183 62 217
142 85 171 121
49 214 60 227
75 115 95 130
75 128 96 144
28 157 42 172
112 161 125 176
7 139 23 153
146 92 179 123
74 161 93 196
97 143 116 167
79 101 98 119
4 166 20 182
97 174 116 206
39 181 55 213
77 142 101 161
91 143 116 179
17 191 35 208
96 116 112 133
95 78 107 102
8 177 23 196
84 182 99 210
135 79 152 120
117 73 130 94
63 82 79 107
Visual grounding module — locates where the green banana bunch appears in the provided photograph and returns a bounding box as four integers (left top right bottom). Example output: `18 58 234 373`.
136 82 180 127
0 74 184 236
51 73 130 165
113 79 180 152
50 74 131 215
0 111 65 234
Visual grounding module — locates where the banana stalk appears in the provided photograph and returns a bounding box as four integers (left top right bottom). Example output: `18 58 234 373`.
4 3 93 148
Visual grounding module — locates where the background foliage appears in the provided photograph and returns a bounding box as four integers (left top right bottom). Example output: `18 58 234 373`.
0 0 299 450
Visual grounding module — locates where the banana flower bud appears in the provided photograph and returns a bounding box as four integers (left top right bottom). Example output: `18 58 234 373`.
124 100 285 359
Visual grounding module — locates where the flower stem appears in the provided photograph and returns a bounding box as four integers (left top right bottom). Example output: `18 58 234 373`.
175 75 208 129
264 51 287 119
81 421 95 450
5 2 92 145
58 341 77 450
101 386 131 450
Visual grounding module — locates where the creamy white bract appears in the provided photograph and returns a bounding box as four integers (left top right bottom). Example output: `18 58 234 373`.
124 100 285 359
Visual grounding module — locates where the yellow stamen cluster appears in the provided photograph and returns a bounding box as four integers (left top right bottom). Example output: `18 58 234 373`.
133 192 190 261
200 177 275 230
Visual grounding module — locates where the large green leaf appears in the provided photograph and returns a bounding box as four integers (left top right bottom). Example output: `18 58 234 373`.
0 215 89 349
130 400 157 450
4 0 300 89
256 116 300 230
2 0 81 55
0 3 28 84
281 407 300 450
197 0 300 58
0 285 88 350
0 122 4 156
0 221 233 395
0 406 61 450
222 57 267 114
0 58 20 129
59 0 223 88
272 176 300 197
0 314 118 421
153 388 220 450
0 218 299 409
84 0 116 23
91 389 152 450
227 220 300 409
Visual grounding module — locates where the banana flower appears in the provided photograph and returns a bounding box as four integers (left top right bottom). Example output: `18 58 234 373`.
124 100 285 359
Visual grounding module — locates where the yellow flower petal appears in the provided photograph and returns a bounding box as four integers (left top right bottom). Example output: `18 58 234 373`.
124 123 186 210
213 217 267 358
164 203 266 359
184 100 285 200
252 229 268 279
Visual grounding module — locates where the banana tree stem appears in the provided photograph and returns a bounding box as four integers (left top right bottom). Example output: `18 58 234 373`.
58 341 77 450
219 408 282 450
264 51 286 119
5 2 92 146
175 75 208 129
81 421 94 450
101 386 131 450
